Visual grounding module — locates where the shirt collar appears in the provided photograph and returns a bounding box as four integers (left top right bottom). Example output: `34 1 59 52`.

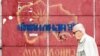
79 34 86 43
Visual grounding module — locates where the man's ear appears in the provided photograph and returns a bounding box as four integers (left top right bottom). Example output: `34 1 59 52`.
80 31 84 36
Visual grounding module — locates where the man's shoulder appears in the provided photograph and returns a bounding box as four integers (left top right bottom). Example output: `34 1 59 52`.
85 34 95 43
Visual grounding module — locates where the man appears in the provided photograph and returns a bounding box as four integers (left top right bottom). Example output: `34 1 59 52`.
72 23 99 56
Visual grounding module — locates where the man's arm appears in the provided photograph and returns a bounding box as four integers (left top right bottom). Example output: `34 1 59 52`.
84 39 99 56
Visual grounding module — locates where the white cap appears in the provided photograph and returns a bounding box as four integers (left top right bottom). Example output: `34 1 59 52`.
73 23 86 34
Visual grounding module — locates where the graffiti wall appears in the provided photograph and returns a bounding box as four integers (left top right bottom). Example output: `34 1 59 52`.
1 0 100 56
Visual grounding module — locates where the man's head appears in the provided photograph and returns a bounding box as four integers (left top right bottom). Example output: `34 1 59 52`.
72 23 86 40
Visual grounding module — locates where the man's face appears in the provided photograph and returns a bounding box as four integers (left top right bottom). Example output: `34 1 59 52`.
73 30 83 41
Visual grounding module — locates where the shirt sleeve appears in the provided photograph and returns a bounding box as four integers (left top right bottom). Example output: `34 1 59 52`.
84 39 99 56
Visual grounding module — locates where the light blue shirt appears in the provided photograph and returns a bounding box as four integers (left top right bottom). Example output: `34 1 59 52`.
77 34 99 56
